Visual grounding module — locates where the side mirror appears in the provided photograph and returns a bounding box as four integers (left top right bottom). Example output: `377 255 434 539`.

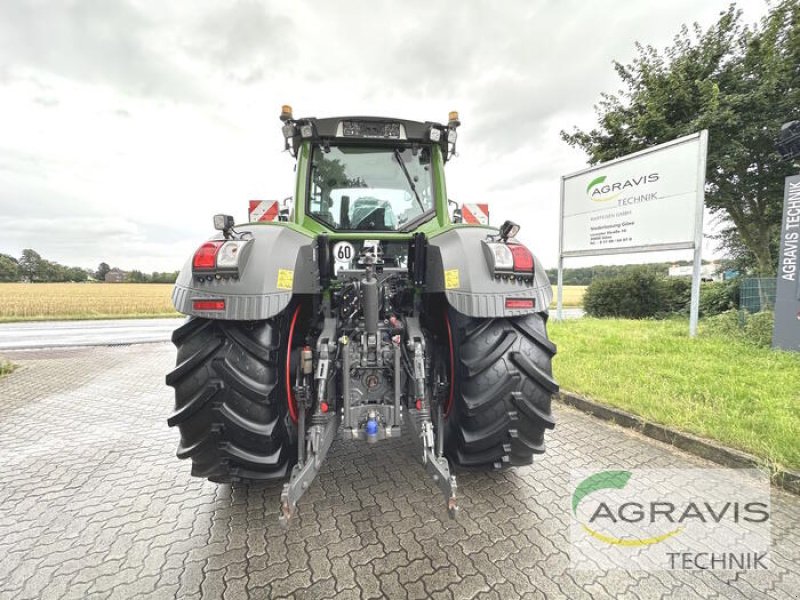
448 199 462 223
279 196 293 222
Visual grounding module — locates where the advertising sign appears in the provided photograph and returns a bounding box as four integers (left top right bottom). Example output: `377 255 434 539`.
557 131 708 336
772 174 800 351
560 132 706 257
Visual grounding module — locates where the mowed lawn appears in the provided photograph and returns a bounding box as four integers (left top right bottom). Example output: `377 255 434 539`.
0 283 179 321
549 318 800 470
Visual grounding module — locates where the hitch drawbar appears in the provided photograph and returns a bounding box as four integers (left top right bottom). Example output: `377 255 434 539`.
406 404 458 519
279 318 458 525
280 405 458 524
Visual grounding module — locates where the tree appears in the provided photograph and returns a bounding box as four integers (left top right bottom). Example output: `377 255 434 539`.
128 270 148 283
0 254 19 282
561 2 800 275
18 249 42 281
65 267 88 282
95 262 111 281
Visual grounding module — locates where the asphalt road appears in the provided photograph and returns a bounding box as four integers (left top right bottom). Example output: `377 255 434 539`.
0 343 797 599
0 318 186 350
0 311 584 351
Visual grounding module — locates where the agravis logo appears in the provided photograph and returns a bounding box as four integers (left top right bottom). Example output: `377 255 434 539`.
570 469 771 571
572 470 769 548
586 173 659 202
572 471 683 546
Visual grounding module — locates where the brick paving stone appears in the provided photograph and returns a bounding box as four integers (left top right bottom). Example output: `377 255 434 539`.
0 343 798 599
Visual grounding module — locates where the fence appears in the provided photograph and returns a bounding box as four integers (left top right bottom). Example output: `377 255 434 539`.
739 278 776 313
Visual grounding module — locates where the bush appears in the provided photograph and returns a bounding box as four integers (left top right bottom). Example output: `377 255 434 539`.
661 277 691 314
699 280 739 316
744 311 774 347
584 271 666 318
703 309 746 339
702 309 774 347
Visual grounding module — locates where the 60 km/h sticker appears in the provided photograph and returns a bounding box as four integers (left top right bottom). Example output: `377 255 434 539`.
333 241 355 264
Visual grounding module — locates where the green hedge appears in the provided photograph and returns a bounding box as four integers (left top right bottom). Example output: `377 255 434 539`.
584 271 741 319
584 271 692 318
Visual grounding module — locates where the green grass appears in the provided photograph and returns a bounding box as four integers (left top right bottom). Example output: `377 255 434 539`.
548 318 800 471
0 360 15 378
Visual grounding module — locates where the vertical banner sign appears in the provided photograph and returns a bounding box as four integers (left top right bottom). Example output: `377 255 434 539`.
558 131 708 336
772 174 800 351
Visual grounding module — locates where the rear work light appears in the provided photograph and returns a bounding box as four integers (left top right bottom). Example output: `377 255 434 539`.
193 241 224 270
192 299 225 311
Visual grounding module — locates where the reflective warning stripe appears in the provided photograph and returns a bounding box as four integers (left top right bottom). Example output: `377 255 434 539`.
462 203 490 225
249 200 280 222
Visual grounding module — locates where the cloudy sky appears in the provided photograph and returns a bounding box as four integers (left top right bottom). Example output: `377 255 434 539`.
0 0 770 272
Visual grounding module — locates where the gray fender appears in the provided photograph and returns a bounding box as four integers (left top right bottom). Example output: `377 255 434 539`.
172 225 319 320
425 226 552 318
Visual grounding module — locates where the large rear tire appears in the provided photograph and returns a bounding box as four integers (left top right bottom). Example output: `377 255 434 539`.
165 316 297 483
444 309 557 471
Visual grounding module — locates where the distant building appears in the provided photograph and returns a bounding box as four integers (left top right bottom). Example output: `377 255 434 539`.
668 263 722 282
104 268 126 283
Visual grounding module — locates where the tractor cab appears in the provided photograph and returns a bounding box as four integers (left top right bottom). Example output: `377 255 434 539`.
278 107 461 235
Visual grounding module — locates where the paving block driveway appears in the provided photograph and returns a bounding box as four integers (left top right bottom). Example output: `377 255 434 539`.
0 343 798 599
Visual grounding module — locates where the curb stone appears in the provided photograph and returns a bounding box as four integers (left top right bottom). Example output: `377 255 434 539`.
557 391 800 496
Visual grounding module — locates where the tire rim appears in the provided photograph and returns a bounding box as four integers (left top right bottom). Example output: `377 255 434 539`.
285 304 302 423
444 310 455 418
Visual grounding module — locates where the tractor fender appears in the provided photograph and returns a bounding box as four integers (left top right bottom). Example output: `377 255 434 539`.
425 226 552 318
172 225 319 320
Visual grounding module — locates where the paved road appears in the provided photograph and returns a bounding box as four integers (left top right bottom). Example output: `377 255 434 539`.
0 312 583 351
0 318 185 350
0 344 797 599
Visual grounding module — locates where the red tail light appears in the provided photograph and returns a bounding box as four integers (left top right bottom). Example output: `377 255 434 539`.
193 241 224 270
192 299 225 311
505 298 535 309
508 244 534 272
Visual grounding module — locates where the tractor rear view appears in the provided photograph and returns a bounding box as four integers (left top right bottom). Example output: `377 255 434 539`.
166 108 557 523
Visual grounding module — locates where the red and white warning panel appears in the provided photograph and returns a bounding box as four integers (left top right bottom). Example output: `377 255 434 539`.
461 203 490 225
248 200 280 222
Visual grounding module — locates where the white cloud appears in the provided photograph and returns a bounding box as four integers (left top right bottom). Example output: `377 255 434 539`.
0 0 770 271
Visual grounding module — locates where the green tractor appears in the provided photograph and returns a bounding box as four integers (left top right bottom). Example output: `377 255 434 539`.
166 108 557 522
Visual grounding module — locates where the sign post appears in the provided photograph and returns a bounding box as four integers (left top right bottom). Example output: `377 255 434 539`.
557 131 708 336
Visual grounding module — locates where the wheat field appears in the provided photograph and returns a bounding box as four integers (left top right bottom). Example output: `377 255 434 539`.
0 283 179 321
550 285 586 309
0 282 586 322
